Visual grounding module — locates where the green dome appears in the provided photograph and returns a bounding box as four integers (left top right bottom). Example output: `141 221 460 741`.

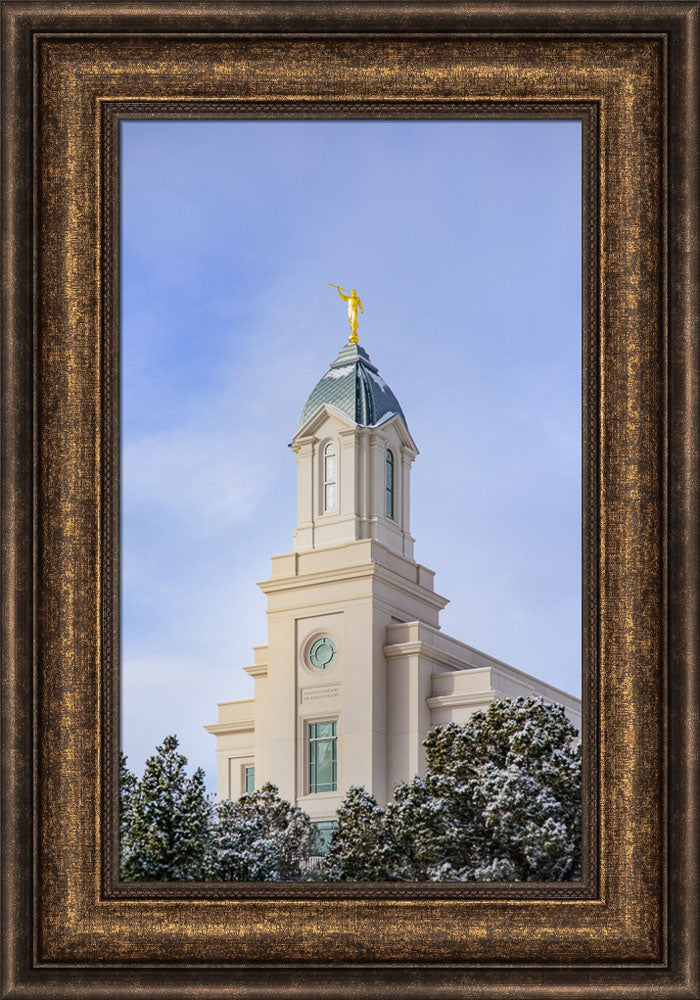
299 342 407 430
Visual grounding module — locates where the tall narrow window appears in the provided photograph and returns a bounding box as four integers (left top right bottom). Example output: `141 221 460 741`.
308 720 338 793
323 443 337 512
243 764 255 794
385 449 394 519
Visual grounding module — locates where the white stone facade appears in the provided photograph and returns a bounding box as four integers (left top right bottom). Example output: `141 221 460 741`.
205 351 581 829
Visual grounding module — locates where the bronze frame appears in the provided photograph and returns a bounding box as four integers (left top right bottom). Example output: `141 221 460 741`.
1 2 698 997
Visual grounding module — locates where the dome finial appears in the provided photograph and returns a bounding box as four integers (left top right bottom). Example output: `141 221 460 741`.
328 283 364 344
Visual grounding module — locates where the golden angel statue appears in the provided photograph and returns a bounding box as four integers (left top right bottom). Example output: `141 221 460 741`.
328 283 364 343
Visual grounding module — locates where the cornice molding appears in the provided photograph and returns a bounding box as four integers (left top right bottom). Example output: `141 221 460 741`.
243 663 268 678
382 639 473 672
203 720 255 736
426 691 499 711
258 560 448 611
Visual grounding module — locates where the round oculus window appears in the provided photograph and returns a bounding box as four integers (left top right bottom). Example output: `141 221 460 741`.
308 636 338 671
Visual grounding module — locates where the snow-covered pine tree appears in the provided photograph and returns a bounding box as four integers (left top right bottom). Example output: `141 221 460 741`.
322 698 581 882
206 783 312 881
121 735 213 881
204 800 282 881
455 697 582 881
382 772 464 880
321 785 399 881
119 752 138 880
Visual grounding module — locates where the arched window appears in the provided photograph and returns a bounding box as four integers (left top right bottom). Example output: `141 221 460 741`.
323 443 337 512
385 449 395 519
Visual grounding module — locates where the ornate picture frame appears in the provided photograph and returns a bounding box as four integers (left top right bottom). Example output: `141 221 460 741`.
1 2 697 996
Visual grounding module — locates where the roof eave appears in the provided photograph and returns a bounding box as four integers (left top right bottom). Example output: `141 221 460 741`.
291 402 358 446
370 411 419 454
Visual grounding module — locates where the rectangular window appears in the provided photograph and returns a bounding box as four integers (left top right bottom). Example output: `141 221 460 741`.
308 720 337 793
310 820 338 856
243 764 255 794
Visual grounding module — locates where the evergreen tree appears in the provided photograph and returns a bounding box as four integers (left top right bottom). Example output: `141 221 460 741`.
460 697 582 881
321 786 399 881
322 698 581 882
205 801 280 881
206 783 312 881
119 752 138 880
121 735 213 881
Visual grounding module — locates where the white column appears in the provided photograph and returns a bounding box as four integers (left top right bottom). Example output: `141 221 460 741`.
358 428 369 538
292 439 315 552
401 449 412 555
367 435 383 533
339 429 356 523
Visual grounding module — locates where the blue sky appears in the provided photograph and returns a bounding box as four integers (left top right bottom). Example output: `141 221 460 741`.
121 120 582 793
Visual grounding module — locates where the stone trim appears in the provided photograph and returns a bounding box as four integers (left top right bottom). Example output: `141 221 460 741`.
243 663 268 678
204 719 255 736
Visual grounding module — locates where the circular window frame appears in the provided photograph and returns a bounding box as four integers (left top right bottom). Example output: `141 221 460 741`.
302 630 340 675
